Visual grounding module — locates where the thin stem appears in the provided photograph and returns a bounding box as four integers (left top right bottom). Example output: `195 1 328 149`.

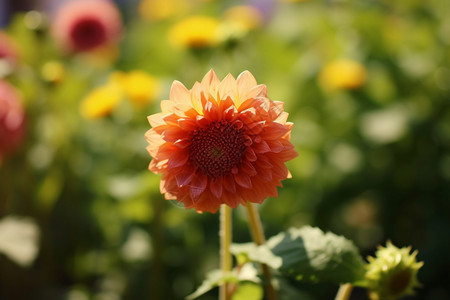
219 205 232 300
335 283 354 300
245 203 277 300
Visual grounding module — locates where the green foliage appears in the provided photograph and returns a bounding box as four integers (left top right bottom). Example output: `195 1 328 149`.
232 226 366 286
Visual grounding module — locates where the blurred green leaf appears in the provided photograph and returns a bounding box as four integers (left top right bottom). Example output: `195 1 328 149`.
232 282 263 300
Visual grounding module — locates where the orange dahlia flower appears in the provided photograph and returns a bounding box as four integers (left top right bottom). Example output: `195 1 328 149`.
145 70 298 213
51 0 122 53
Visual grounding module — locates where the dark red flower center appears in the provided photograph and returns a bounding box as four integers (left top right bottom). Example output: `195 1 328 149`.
189 121 247 178
70 17 107 51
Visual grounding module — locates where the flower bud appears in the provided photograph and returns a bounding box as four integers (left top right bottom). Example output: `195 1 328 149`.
365 241 423 300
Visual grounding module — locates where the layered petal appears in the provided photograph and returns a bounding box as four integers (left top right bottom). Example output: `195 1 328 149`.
145 70 298 213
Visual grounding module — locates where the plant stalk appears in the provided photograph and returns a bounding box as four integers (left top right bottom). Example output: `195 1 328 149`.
219 205 232 300
245 203 277 300
335 283 354 300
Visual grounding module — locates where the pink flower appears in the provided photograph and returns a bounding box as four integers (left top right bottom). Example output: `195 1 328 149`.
0 80 26 161
51 0 123 53
145 70 298 213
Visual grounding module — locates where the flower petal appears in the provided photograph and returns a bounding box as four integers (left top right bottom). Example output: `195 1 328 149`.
236 70 258 103
170 80 190 104
223 174 236 193
217 73 237 100
210 177 223 199
168 150 189 169
252 139 271 153
189 174 207 199
234 172 252 189
176 172 194 187
201 69 220 90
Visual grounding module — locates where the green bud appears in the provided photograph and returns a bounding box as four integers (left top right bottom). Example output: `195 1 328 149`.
365 241 423 300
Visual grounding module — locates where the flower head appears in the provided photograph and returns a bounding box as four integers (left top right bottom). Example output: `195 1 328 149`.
139 0 190 22
319 59 367 90
169 16 220 49
80 84 122 119
365 241 423 300
110 71 160 106
145 70 298 213
0 80 26 161
51 0 123 53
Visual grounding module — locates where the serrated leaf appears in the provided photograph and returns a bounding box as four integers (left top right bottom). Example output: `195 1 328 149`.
186 264 261 300
230 243 282 269
185 269 234 300
266 226 366 284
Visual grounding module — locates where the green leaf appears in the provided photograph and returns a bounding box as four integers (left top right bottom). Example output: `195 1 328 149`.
186 264 261 300
230 243 282 269
231 226 366 285
232 283 263 300
185 269 231 300
266 226 366 284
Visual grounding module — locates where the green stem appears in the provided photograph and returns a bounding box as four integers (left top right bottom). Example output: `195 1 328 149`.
245 203 277 300
335 284 354 300
220 205 232 300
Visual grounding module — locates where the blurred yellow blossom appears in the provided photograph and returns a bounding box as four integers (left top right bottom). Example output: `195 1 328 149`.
111 71 160 106
223 5 263 32
319 59 367 90
41 61 65 83
168 16 220 48
80 84 122 119
139 0 190 22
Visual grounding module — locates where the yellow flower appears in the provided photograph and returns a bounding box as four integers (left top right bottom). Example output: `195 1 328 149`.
365 241 423 300
139 0 190 22
109 70 159 106
223 5 263 32
319 59 367 90
168 16 220 49
120 71 160 106
80 84 122 119
41 61 65 83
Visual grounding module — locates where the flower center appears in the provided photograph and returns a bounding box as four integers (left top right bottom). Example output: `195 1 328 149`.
189 121 247 178
70 18 107 51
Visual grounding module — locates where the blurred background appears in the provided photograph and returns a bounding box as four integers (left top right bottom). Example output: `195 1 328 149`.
0 0 449 299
